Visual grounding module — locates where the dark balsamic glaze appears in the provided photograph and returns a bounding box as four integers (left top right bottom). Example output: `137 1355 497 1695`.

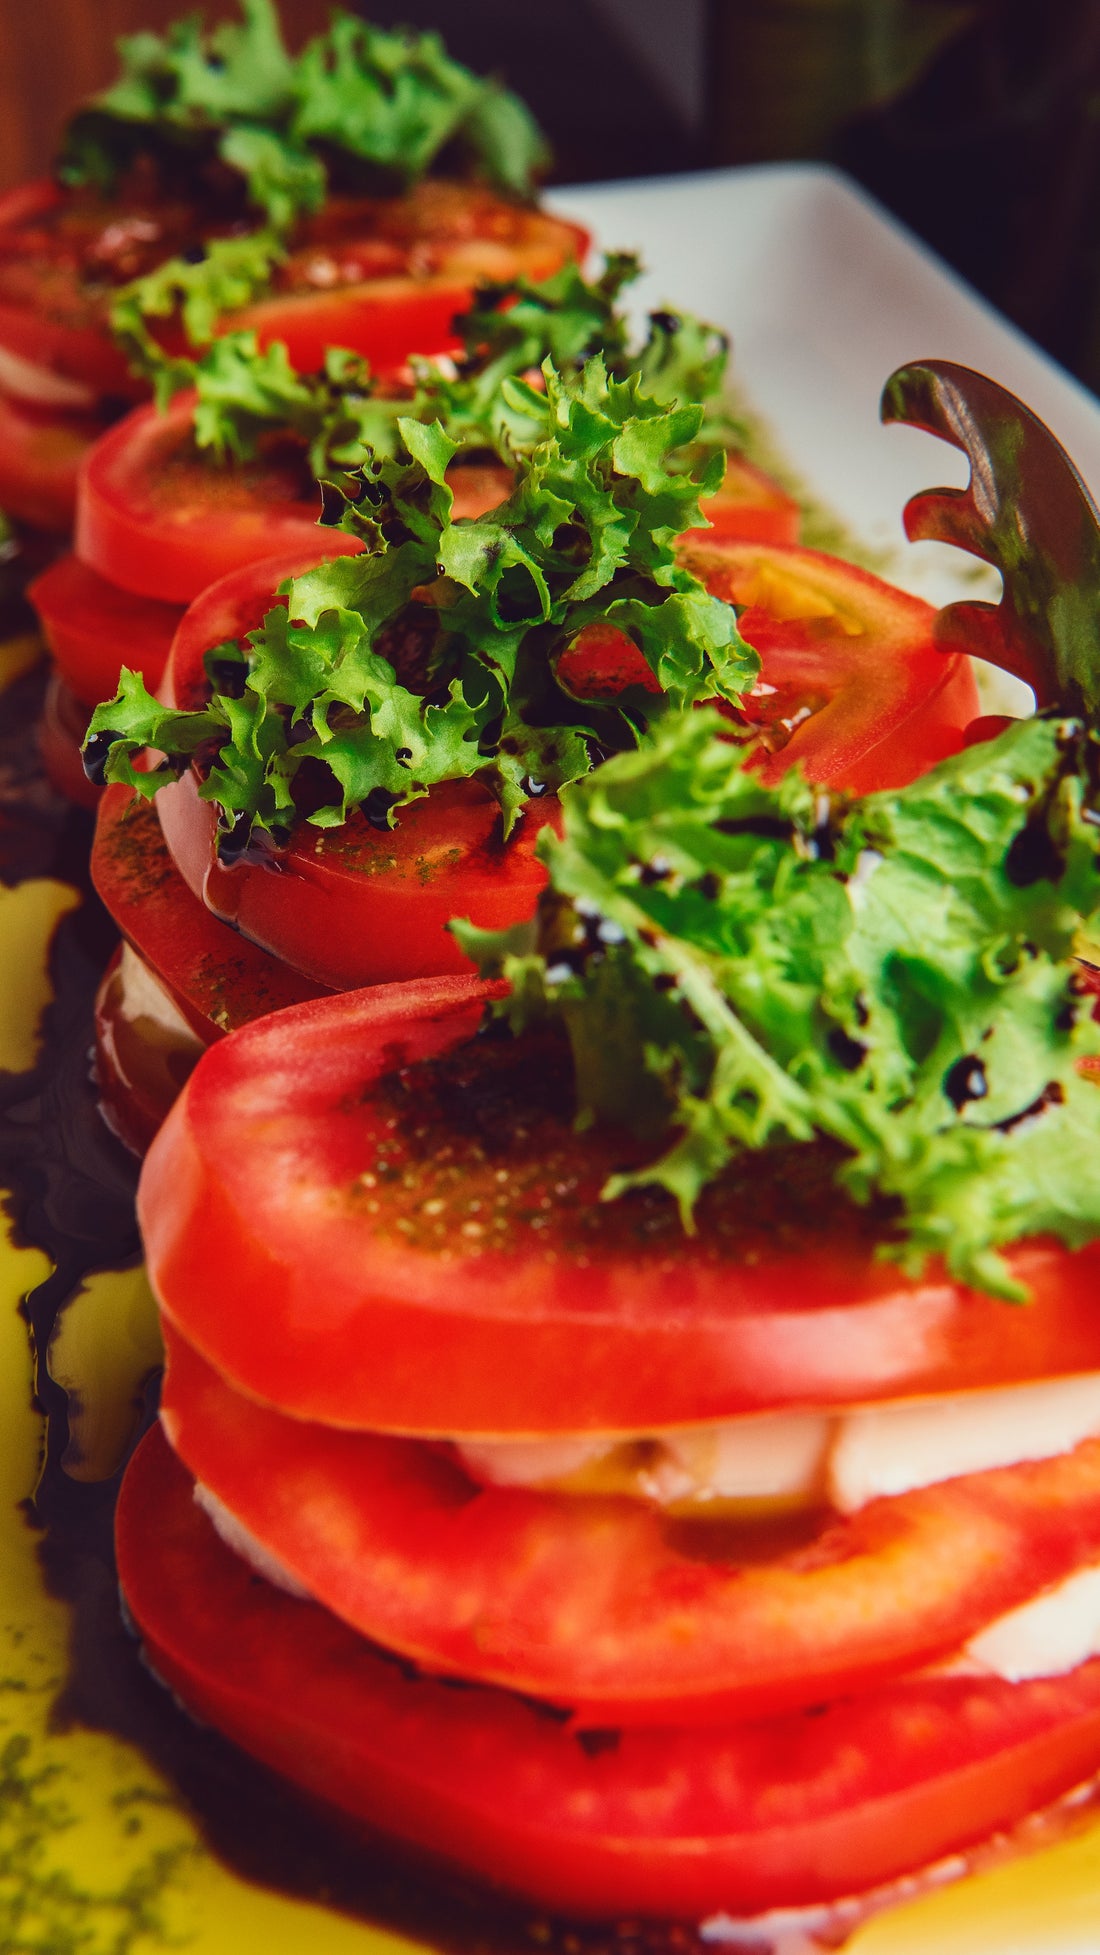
1 662 721 1955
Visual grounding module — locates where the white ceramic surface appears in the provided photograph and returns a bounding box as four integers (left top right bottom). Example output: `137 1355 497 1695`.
547 163 1100 612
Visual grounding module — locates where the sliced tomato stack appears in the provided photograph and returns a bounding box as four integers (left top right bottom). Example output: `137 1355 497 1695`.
0 175 586 531
12 172 584 800
88 535 980 1150
119 978 1100 1920
0 181 130 537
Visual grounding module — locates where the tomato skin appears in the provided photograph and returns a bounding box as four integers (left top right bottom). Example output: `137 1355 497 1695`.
0 392 105 532
159 1315 1100 1724
30 555 183 706
139 982 1100 1435
92 786 330 1037
76 394 327 605
682 539 981 793
119 1423 1100 1920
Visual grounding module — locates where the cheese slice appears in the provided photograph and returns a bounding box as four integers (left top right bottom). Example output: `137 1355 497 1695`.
454 1372 1100 1518
963 1564 1100 1683
828 1373 1100 1515
116 941 205 1053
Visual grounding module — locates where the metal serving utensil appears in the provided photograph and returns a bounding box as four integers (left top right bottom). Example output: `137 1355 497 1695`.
881 359 1100 715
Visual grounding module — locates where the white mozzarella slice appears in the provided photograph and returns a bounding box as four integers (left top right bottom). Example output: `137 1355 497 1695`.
117 941 206 1051
828 1372 1100 1515
963 1564 1100 1683
656 1413 834 1503
455 1433 612 1488
452 1373 1100 1515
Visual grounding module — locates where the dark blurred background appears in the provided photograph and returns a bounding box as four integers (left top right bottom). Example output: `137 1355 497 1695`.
3 0 1100 387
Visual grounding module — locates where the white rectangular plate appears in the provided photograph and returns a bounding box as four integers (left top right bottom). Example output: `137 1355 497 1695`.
548 163 1100 611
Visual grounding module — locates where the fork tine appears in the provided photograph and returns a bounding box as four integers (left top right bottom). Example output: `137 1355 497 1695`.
881 360 1100 713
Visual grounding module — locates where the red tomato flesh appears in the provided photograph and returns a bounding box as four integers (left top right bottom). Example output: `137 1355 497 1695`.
0 391 105 532
76 393 327 605
30 554 183 706
139 981 1100 1435
118 1424 1100 1921
91 785 330 1040
161 1315 1100 1726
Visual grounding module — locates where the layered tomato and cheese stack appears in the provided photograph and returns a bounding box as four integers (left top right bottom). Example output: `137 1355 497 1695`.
117 662 1100 1920
78 355 978 1152
8 2 584 796
27 247 797 810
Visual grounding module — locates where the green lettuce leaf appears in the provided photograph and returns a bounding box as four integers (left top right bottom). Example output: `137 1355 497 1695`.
140 253 744 485
83 357 757 849
109 233 287 387
61 2 551 364
60 0 548 213
456 709 1100 1300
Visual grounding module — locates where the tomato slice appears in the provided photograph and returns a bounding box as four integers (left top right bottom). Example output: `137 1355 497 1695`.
0 182 139 403
139 982 1100 1434
91 785 330 1039
155 536 979 990
161 1316 1100 1725
77 394 802 610
0 391 105 532
156 548 557 988
30 555 183 706
682 539 981 791
684 453 800 546
231 184 588 376
76 394 327 604
559 541 979 796
119 1423 1100 1921
159 767 559 989
0 178 584 404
